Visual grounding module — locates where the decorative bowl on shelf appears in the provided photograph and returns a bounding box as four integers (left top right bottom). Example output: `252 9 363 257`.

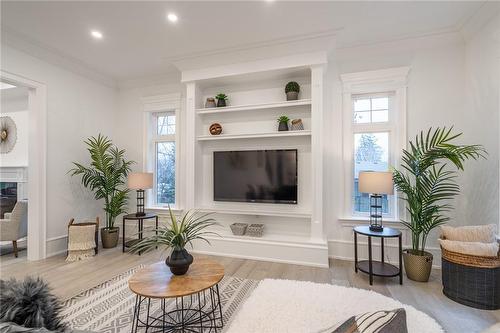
209 123 223 135
230 223 248 236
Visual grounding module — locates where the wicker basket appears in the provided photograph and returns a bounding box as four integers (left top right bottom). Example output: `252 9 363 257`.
246 224 264 237
441 245 500 310
230 223 248 236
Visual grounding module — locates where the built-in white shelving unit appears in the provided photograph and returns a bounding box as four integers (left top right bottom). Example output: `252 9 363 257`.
196 99 312 115
182 52 329 267
197 130 311 141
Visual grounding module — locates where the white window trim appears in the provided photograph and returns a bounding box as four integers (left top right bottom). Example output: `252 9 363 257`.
142 93 182 210
340 67 410 221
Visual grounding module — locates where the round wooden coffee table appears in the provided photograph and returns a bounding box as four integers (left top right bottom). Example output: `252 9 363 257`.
128 257 225 332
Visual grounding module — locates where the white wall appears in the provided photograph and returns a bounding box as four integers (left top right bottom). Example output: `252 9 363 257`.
1 44 117 256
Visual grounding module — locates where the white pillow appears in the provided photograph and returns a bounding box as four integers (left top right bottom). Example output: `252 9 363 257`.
439 239 499 257
440 224 497 243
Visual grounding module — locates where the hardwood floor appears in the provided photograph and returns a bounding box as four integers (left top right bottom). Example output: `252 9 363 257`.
1 247 498 333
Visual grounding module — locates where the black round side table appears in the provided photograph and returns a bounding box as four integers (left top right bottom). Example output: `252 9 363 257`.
353 225 403 285
122 213 158 255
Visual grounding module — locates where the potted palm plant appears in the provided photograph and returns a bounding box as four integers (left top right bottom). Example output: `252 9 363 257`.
130 207 218 275
70 134 133 248
392 127 485 282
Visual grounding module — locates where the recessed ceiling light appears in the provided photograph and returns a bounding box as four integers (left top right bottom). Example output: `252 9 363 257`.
167 13 178 23
90 30 103 39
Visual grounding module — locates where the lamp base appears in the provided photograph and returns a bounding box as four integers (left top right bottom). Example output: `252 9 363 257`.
135 212 146 217
369 225 384 232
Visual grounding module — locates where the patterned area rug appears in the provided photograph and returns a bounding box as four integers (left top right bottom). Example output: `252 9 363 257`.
61 266 258 332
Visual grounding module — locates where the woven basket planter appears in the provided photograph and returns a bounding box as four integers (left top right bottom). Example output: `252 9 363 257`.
441 246 500 310
246 224 264 237
230 223 248 236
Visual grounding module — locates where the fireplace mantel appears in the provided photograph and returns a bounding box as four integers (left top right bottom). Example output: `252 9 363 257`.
0 166 28 183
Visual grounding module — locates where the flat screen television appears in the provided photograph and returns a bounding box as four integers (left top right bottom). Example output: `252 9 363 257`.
213 149 298 204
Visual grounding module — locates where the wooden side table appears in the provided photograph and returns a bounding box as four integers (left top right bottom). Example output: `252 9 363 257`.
353 225 403 285
122 213 158 255
128 258 225 332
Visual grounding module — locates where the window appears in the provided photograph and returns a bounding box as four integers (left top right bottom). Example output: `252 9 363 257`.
341 68 408 220
152 111 176 206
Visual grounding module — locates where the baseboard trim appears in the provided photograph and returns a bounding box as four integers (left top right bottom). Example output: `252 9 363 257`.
46 235 67 258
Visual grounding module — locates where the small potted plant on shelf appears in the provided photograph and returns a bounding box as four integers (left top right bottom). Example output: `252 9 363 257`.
277 115 290 131
69 134 133 249
392 127 485 282
215 93 228 107
285 81 300 101
130 206 219 275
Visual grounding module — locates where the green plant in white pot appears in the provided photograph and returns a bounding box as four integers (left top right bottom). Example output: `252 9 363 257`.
392 127 485 282
70 134 134 248
130 207 218 275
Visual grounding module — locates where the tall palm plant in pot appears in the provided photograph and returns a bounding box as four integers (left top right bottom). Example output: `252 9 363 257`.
70 134 134 248
130 207 218 275
392 127 485 282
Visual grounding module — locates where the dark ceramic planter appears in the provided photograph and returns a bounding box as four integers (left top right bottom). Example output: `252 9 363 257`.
166 248 194 275
101 227 119 248
278 122 289 131
216 99 226 107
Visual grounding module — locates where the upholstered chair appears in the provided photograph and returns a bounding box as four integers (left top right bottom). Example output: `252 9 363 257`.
0 200 28 257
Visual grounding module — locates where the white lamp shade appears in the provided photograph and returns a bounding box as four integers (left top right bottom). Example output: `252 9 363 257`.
128 172 153 190
358 171 394 195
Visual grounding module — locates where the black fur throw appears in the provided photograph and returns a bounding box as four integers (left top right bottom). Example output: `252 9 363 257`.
0 277 67 332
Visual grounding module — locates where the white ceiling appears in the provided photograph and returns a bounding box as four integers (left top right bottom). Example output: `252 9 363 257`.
1 1 485 83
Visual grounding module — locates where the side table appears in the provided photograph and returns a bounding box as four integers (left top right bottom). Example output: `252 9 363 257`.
122 213 158 255
128 258 225 332
353 225 403 285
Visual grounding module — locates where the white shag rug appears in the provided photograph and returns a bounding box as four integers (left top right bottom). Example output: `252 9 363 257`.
228 279 444 333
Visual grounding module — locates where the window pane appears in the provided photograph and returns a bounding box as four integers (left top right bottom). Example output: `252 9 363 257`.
157 114 176 135
156 142 175 204
371 97 388 110
372 110 388 122
353 132 390 214
354 111 371 123
354 99 370 111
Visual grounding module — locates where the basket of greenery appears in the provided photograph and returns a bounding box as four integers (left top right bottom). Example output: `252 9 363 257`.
277 115 290 131
130 207 219 275
285 81 300 100
392 127 485 282
215 93 228 107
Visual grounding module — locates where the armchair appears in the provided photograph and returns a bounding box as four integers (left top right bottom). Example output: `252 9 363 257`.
0 200 28 257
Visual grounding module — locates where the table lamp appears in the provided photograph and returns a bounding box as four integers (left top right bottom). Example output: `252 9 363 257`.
128 172 153 217
358 171 394 232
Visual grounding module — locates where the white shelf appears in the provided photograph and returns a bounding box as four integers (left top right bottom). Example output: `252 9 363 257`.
198 207 312 219
205 229 326 247
196 99 311 115
197 130 311 141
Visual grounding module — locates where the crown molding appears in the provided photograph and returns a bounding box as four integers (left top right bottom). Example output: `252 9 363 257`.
459 2 500 42
117 70 182 90
2 26 117 89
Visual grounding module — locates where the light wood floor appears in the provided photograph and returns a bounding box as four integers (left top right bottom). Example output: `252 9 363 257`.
1 247 498 333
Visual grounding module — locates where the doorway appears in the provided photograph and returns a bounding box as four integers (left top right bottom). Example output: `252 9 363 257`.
0 70 47 261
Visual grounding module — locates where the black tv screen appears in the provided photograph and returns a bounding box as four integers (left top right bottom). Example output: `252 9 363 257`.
213 149 298 204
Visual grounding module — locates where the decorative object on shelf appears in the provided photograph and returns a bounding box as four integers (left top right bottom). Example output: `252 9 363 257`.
358 171 394 232
205 97 216 108
246 224 264 237
230 223 248 236
209 123 223 135
128 172 154 217
277 115 290 131
290 119 304 131
69 134 134 249
130 206 219 275
392 127 486 282
285 81 300 101
0 116 17 154
215 93 228 107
